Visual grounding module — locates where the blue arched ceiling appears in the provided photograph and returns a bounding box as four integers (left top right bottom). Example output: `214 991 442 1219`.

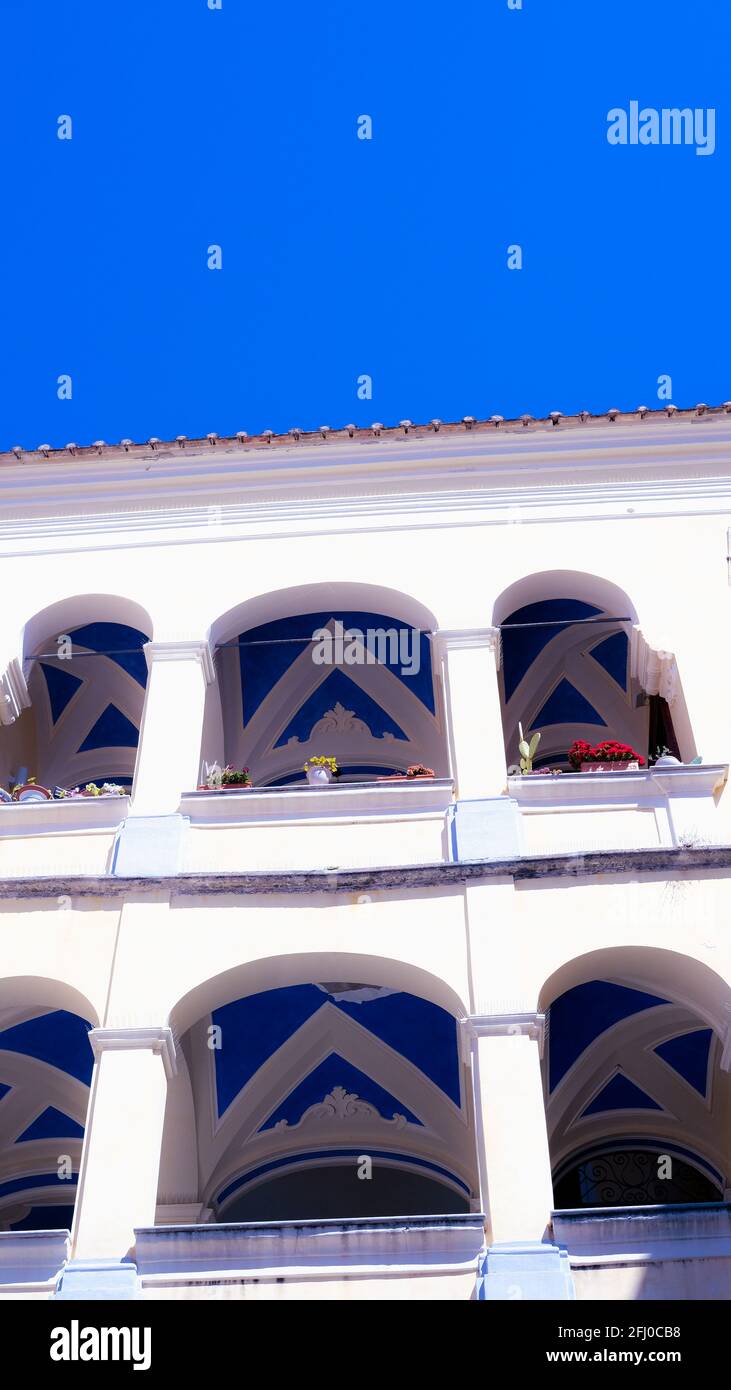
33 622 149 782
501 600 603 702
274 669 408 746
211 985 460 1120
0 1009 92 1231
548 982 669 1093
237 611 436 727
548 983 716 1115
259 1054 423 1130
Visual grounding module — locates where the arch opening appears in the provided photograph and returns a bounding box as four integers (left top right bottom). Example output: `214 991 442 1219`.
540 950 731 1211
0 982 96 1234
493 571 689 772
160 971 478 1225
2 597 153 797
209 586 447 786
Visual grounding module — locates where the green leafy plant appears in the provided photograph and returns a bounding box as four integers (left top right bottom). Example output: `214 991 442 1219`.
221 765 251 786
518 722 541 774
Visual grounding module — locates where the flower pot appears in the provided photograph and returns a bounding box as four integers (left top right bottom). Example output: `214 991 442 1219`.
306 766 333 785
220 783 252 791
12 783 53 801
580 761 640 773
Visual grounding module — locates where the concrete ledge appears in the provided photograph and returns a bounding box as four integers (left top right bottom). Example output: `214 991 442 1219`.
0 797 129 837
0 1229 69 1285
182 779 455 823
3 843 731 898
134 1213 486 1277
554 1201 731 1263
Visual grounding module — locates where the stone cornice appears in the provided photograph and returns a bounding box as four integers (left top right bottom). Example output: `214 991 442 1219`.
89 1026 177 1079
3 842 731 898
1 417 731 550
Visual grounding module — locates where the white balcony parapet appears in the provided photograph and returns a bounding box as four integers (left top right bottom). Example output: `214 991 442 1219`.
0 1229 69 1288
134 1213 486 1286
0 796 130 837
181 778 455 823
508 765 728 853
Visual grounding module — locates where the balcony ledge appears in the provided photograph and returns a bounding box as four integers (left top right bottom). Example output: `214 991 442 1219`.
0 795 130 836
509 765 728 806
134 1212 486 1278
181 778 455 822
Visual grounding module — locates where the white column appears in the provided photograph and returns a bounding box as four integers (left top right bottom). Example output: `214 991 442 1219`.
132 639 215 815
71 1027 175 1260
465 1012 554 1244
437 628 506 799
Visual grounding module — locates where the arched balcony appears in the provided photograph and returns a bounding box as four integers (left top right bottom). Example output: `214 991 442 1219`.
209 583 448 786
1 595 152 797
539 949 731 1297
0 979 96 1289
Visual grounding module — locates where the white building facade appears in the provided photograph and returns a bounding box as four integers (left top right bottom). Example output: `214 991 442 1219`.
0 405 730 1301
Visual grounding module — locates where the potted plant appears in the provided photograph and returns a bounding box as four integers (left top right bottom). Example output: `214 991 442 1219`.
568 740 645 773
63 782 127 798
304 755 339 785
220 765 252 791
10 777 53 802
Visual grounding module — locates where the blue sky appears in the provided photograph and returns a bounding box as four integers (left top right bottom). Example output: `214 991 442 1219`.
0 0 728 451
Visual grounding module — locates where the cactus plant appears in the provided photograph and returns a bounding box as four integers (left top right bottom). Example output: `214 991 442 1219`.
518 722 541 774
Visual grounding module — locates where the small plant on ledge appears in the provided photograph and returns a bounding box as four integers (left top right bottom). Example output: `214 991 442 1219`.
406 764 435 779
197 762 252 791
221 765 252 788
303 755 340 785
568 740 645 772
518 723 541 774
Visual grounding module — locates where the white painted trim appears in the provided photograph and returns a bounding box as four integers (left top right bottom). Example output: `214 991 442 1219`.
0 658 30 725
434 628 500 654
144 640 215 685
89 1026 177 1080
462 1012 546 1054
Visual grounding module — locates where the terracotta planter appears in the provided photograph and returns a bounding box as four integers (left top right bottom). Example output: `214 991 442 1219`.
377 774 435 781
197 784 252 792
12 783 53 801
579 761 640 773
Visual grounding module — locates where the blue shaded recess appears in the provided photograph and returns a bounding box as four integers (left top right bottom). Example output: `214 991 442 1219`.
336 993 460 1106
0 1171 77 1201
655 1029 713 1097
582 1072 663 1116
39 663 83 723
274 668 408 746
533 678 607 729
0 1082 10 1101
549 982 669 1091
70 623 149 687
259 1053 423 1130
78 703 139 752
11 1205 75 1232
16 1106 85 1143
214 986 326 1115
501 600 602 702
213 986 460 1116
0 1011 93 1086
590 631 629 690
238 611 435 725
